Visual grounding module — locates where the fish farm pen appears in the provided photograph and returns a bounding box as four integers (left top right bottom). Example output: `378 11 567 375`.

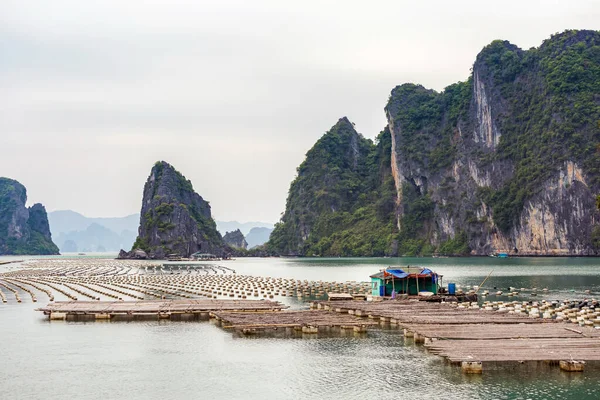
2 259 600 374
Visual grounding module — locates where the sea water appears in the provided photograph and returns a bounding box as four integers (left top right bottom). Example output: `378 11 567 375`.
1 256 599 400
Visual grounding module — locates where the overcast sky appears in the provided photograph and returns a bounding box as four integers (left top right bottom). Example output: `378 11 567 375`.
2 0 599 223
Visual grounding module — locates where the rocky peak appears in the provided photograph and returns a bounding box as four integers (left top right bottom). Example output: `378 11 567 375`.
539 30 599 55
0 177 59 255
223 229 248 249
121 161 225 259
28 203 53 237
267 117 395 256
384 29 600 256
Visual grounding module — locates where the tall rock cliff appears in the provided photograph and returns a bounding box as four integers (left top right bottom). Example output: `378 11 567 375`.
269 30 600 257
125 161 226 259
0 177 59 255
268 117 397 256
386 30 600 255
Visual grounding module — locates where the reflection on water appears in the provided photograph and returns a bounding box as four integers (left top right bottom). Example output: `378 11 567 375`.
1 256 600 399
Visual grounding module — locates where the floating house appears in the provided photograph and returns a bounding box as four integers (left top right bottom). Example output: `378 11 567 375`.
370 267 441 297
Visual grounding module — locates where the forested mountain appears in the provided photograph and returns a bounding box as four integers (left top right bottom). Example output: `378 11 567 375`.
268 30 600 256
268 117 397 256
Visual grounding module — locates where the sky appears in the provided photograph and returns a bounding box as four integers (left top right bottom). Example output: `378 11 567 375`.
2 0 599 223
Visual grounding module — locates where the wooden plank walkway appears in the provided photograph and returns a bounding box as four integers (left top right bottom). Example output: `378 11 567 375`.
214 310 378 334
316 300 551 324
402 323 600 340
37 299 286 319
425 338 600 363
311 299 600 369
34 295 600 371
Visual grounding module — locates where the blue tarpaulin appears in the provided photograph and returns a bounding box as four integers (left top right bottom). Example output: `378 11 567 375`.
385 269 410 279
369 267 438 280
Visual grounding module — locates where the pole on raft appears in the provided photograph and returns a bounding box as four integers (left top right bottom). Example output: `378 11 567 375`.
416 274 419 296
475 270 494 294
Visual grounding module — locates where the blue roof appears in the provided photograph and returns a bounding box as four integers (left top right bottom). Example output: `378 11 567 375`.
370 267 438 279
386 269 410 279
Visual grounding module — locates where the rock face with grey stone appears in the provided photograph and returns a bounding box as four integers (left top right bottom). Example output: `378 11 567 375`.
385 30 600 255
269 30 600 256
223 229 248 249
0 177 59 255
120 161 226 259
245 227 274 248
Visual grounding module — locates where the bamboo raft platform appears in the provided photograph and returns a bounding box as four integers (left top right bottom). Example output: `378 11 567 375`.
7 258 600 373
37 299 287 320
311 299 600 371
313 300 553 324
402 323 600 340
214 310 378 335
425 338 600 363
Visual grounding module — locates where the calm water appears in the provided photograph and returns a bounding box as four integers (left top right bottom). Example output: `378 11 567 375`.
1 256 600 400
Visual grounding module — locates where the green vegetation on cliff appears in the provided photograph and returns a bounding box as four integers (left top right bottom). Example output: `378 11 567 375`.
385 30 600 255
127 161 225 259
477 31 600 232
0 178 59 255
387 79 472 173
270 30 600 257
268 118 397 256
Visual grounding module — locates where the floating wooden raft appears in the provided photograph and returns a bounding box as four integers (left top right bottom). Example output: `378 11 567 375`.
327 293 353 301
402 323 600 340
425 338 600 363
37 299 287 318
316 300 550 325
214 310 379 333
313 299 600 368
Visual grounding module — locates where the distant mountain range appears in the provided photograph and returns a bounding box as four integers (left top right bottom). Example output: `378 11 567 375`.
48 210 139 252
216 221 274 249
215 221 274 236
48 210 274 252
245 227 274 249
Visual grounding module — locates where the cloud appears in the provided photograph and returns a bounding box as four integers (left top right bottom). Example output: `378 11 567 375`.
1 0 599 221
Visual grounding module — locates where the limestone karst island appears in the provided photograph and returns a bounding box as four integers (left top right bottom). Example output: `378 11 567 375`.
2 8 600 399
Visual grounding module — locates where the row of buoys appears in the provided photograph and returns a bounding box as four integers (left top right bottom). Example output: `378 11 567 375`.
11 259 162 278
6 278 54 301
2 273 366 302
451 299 600 327
28 278 78 300
60 282 97 300
111 282 162 299
91 281 144 300
44 276 133 300
75 281 122 300
1 259 370 303
1 279 37 302
0 280 21 302
0 284 7 302
452 284 595 299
